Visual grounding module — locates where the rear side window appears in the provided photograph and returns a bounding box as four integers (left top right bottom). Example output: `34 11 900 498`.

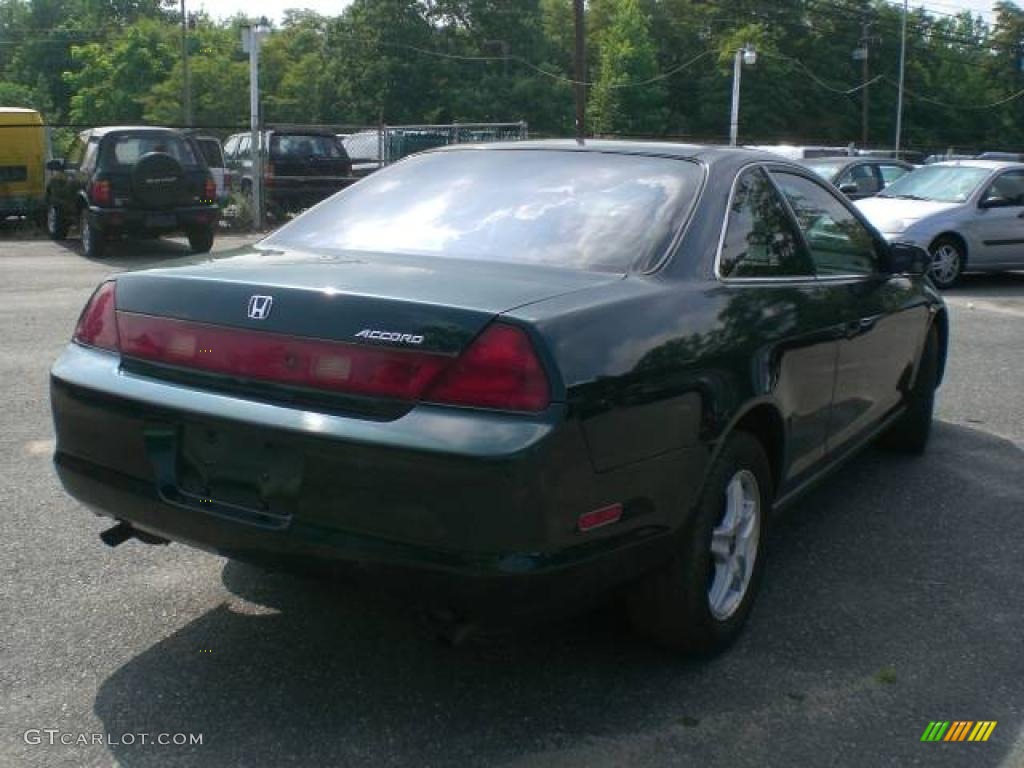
101 134 198 168
271 134 345 159
719 168 812 279
771 171 878 276
265 150 703 273
195 139 224 168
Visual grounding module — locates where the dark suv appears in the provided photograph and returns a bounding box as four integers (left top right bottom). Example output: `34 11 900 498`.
45 126 219 258
223 129 353 214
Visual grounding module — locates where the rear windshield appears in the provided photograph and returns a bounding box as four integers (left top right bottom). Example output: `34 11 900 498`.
264 149 703 272
101 133 198 167
271 134 345 159
194 138 224 167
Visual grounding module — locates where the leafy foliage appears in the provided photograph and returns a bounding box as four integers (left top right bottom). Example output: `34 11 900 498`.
1 0 1024 150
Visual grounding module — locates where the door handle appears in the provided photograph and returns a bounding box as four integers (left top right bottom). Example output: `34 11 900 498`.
1016 211 1024 219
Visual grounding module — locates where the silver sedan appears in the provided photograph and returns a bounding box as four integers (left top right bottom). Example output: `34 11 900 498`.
856 160 1024 288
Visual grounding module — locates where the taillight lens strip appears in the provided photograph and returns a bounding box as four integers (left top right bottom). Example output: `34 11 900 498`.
72 281 552 412
116 312 453 402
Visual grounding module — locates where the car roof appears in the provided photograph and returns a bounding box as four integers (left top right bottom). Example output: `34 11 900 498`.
930 159 1024 171
430 139 799 167
89 126 182 138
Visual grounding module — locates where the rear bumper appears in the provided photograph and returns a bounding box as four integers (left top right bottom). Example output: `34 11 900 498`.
264 178 352 206
88 204 219 233
50 344 695 617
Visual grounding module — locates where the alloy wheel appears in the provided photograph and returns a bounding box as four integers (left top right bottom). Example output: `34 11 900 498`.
708 469 762 621
930 244 961 286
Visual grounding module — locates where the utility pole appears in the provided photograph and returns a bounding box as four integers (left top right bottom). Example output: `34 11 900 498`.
895 0 908 155
859 22 871 147
180 0 191 127
573 0 585 143
243 19 269 230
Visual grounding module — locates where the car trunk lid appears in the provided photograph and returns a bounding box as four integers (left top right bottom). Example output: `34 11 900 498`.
112 246 622 415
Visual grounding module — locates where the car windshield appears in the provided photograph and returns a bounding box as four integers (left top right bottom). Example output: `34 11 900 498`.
879 165 990 202
271 134 344 159
803 161 845 181
102 133 198 167
263 150 703 273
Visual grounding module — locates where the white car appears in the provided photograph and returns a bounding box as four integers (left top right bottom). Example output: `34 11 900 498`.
855 160 1024 288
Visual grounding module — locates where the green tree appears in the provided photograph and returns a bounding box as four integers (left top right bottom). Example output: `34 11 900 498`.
62 18 175 124
587 0 666 135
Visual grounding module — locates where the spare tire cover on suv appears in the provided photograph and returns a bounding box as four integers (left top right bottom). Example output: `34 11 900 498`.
132 152 186 208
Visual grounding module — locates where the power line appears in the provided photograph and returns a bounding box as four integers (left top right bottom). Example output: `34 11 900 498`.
883 75 1024 108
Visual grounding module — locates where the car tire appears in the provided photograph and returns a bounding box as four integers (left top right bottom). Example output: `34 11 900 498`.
187 225 215 254
46 201 68 240
627 431 771 655
80 208 105 259
928 236 965 289
878 326 938 455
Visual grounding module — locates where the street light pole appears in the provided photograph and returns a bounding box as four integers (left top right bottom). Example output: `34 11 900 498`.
729 45 756 147
895 0 908 155
243 19 269 230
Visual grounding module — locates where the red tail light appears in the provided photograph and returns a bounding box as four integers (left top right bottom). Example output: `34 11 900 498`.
116 313 451 401
88 180 113 207
202 176 216 202
73 281 119 351
423 324 550 412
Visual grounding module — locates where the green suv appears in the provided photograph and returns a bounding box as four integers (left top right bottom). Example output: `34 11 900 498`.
45 126 219 258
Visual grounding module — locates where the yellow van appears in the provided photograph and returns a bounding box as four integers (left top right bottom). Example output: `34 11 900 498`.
0 108 48 218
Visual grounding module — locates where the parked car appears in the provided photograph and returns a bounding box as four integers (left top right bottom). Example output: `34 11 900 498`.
856 159 1024 288
45 126 219 258
0 107 48 220
189 134 230 205
748 144 856 160
51 142 945 654
223 129 352 213
800 156 914 200
856 149 927 166
976 151 1024 162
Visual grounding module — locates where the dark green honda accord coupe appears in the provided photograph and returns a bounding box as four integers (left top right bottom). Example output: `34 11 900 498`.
51 141 947 654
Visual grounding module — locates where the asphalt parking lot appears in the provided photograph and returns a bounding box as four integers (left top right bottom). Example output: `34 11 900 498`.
1 235 1022 768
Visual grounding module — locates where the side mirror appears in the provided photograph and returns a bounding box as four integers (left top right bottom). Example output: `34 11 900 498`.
46 158 65 172
838 183 859 196
887 241 931 276
979 195 1011 209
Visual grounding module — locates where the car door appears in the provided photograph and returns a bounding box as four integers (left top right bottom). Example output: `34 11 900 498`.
51 133 88 215
970 169 1024 267
770 169 930 455
716 166 843 487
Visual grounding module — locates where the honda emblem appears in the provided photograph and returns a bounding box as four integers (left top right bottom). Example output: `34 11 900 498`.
247 295 273 320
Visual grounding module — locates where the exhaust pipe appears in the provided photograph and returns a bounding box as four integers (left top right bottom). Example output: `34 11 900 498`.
100 522 169 547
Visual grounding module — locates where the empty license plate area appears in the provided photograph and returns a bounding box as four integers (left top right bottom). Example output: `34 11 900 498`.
145 213 176 228
177 423 304 518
